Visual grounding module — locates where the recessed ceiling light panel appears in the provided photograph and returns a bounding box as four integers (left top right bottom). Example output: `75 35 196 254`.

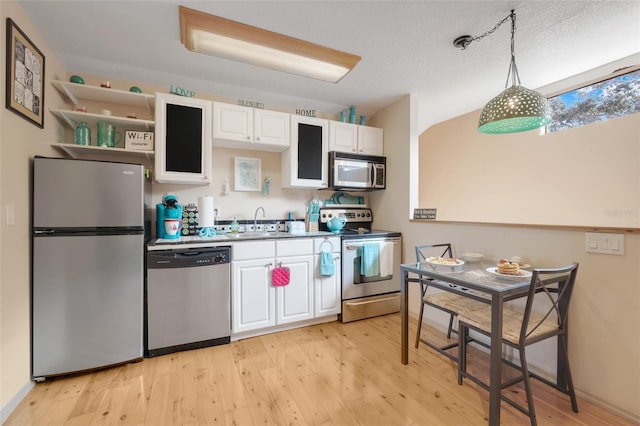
179 6 361 83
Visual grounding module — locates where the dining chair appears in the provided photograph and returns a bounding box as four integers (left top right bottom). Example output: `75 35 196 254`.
413 243 485 359
457 263 580 426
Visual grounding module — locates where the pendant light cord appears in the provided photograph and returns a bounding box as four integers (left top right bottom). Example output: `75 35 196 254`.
506 10 521 88
455 9 521 88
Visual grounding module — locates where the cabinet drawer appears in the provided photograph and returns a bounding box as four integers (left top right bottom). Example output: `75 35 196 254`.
233 241 275 260
276 239 313 257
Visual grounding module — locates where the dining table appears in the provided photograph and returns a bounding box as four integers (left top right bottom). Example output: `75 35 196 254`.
400 259 563 426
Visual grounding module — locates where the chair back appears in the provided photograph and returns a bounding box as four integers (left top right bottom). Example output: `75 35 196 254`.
520 263 579 344
415 243 453 263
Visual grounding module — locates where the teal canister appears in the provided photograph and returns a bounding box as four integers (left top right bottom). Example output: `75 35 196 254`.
349 106 356 123
75 121 91 145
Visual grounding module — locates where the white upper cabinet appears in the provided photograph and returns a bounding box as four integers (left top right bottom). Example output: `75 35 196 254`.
213 102 290 152
154 93 212 185
357 125 384 156
282 115 328 189
329 120 384 156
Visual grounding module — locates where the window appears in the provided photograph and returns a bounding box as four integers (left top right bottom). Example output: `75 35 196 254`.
547 68 640 133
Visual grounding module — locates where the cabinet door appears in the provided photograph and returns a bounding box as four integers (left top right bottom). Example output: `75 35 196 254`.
213 102 253 142
329 121 358 153
232 259 276 333
254 109 290 149
282 116 328 188
276 255 314 324
314 253 342 317
154 93 212 184
357 126 384 156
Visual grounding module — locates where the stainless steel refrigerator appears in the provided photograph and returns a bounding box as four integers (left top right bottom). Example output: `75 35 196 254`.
31 157 150 380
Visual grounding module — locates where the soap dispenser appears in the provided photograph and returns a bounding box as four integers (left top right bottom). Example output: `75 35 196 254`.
230 217 240 234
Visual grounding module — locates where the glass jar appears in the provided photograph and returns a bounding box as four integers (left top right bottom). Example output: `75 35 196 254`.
75 121 91 145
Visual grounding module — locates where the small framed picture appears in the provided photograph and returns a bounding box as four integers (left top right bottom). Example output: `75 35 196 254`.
234 157 261 191
6 18 45 128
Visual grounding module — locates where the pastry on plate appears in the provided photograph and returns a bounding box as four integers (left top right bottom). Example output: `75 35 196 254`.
497 258 519 275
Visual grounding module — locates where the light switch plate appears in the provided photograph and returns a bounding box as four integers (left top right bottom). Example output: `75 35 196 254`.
585 232 625 255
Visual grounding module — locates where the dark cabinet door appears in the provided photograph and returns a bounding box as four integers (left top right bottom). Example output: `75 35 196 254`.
297 123 323 181
282 115 328 188
154 93 212 185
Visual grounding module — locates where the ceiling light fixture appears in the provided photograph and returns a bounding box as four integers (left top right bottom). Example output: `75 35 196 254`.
455 10 551 134
179 6 361 83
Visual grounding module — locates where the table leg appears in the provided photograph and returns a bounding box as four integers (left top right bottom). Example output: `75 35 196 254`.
401 269 408 365
488 294 504 426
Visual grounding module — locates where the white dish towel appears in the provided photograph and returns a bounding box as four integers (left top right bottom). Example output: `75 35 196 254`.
378 241 394 277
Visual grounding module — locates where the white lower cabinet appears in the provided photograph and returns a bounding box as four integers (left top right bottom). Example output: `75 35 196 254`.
276 254 314 324
313 237 341 317
232 237 340 335
232 241 276 333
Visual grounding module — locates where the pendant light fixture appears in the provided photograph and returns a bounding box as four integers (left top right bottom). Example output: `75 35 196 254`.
454 10 551 134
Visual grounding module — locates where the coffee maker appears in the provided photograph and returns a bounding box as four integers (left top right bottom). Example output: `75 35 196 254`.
156 193 183 239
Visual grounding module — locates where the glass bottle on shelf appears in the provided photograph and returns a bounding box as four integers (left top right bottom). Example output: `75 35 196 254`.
75 121 91 145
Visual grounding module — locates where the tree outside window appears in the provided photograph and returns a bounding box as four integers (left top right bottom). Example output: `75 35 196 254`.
547 69 640 133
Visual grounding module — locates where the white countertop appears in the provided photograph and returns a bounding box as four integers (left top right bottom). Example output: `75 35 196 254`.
147 231 337 251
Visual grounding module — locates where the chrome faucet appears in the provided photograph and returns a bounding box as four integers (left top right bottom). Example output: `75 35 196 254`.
254 207 265 231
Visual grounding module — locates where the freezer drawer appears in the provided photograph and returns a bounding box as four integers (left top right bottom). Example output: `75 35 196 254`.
32 234 143 379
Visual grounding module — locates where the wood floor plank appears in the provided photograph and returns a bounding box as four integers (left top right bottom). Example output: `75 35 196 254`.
5 314 636 426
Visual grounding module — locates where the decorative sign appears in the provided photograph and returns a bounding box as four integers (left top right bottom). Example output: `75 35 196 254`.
414 208 437 220
125 130 154 151
169 84 195 97
238 99 264 109
295 108 317 117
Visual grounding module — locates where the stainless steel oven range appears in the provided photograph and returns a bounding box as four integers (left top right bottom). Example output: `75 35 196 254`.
319 207 401 322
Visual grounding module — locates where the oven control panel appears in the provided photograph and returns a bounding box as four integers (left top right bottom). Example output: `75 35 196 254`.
319 207 373 223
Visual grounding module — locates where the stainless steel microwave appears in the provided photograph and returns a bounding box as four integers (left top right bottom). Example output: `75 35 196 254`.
329 151 386 191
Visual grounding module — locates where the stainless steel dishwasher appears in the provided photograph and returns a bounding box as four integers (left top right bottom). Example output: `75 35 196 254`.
146 246 231 357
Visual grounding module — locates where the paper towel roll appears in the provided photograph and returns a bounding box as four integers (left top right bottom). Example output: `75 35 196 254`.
198 196 215 228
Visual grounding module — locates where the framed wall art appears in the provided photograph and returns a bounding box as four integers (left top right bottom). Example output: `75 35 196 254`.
6 18 45 128
234 157 261 191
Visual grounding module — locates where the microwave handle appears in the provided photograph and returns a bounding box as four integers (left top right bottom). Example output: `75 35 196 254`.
369 163 376 187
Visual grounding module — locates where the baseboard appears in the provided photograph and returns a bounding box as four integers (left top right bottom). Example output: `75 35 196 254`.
230 315 338 341
574 389 640 424
1 380 34 424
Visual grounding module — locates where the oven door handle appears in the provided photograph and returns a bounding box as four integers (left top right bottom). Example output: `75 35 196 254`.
344 295 399 306
345 241 400 250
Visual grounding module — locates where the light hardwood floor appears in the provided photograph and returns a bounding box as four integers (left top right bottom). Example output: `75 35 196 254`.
6 314 634 425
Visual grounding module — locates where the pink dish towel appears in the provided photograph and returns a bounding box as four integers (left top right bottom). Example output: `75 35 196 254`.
272 266 290 286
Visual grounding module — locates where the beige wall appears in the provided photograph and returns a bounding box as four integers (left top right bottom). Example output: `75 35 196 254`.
370 92 639 420
419 109 639 228
0 0 69 414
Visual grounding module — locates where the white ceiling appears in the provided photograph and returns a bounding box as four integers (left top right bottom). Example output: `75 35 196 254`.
18 0 640 132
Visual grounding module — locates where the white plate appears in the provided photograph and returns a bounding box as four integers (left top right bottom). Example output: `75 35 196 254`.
426 257 464 266
486 267 532 281
425 257 464 267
